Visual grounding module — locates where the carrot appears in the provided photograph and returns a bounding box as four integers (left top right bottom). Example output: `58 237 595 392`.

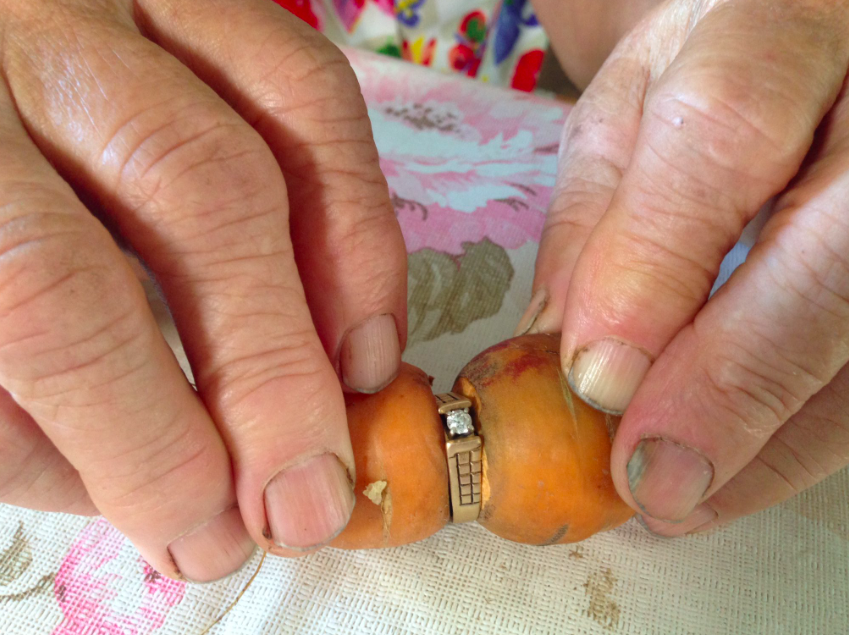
455 334 633 545
331 363 449 549
332 334 632 549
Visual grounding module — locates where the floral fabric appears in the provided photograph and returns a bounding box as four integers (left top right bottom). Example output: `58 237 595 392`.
272 0 548 91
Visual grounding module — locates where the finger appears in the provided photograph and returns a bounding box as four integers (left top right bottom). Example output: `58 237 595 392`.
642 362 849 537
138 0 407 394
610 87 849 522
3 3 357 552
0 387 96 515
561 1 849 414
0 74 252 581
516 25 652 336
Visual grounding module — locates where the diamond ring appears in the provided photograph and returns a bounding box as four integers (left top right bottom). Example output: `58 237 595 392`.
435 392 482 523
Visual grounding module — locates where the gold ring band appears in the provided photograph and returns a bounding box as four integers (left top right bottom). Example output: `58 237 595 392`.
435 392 482 523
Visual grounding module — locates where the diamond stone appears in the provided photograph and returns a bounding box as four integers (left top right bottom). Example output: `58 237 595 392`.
446 409 474 437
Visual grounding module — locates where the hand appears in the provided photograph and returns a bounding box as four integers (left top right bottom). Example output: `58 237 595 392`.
0 0 407 581
525 0 849 535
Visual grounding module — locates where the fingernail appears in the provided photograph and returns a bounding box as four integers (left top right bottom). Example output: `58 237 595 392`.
168 506 255 583
341 314 401 394
638 503 718 538
567 338 652 414
264 453 354 551
514 289 548 336
628 438 714 522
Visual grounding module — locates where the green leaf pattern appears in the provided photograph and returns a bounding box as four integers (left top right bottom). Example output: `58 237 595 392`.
0 523 32 586
407 239 514 345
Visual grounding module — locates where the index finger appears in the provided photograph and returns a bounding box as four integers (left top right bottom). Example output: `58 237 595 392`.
141 0 407 395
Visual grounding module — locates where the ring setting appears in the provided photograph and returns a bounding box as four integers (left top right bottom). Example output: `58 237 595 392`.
435 392 482 523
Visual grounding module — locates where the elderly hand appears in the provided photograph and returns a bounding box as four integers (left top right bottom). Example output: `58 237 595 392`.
527 0 849 535
0 0 407 581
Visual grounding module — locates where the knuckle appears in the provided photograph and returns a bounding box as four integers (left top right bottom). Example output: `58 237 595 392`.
542 154 627 246
755 420 837 495
327 200 399 260
113 104 288 259
240 30 384 194
606 228 716 311
0 208 101 319
198 326 331 408
749 453 811 500
88 419 219 517
0 436 92 512
541 206 598 250
697 334 818 438
546 170 620 234
782 412 849 479
759 368 849 493
643 77 798 207
118 108 267 207
0 209 150 400
770 222 849 324
249 33 374 156
556 150 625 195
295 155 390 223
560 102 630 170
649 77 778 155
258 28 357 104
7 300 151 406
313 206 405 306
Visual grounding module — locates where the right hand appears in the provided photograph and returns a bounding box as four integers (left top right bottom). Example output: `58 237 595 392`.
529 0 849 537
0 0 407 582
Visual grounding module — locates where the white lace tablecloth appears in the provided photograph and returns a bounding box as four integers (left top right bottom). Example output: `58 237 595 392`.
1 50 846 635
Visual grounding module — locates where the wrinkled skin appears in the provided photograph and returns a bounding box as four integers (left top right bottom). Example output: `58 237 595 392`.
0 0 407 582
525 0 849 536
1 0 847 586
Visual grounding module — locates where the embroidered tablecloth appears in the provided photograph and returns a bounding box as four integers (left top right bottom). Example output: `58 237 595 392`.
1 49 846 635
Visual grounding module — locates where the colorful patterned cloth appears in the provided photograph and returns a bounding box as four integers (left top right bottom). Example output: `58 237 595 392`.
272 0 548 91
1 50 846 635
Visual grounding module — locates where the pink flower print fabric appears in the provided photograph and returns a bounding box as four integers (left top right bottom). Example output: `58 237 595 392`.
53 519 185 635
349 50 567 255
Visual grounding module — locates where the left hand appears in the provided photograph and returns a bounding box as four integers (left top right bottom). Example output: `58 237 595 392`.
524 0 849 536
